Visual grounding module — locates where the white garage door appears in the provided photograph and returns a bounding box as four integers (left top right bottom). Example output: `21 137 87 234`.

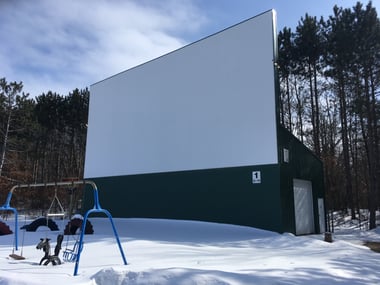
293 179 315 235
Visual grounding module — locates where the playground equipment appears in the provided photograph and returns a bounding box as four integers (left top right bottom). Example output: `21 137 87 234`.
63 237 81 262
20 187 67 232
64 215 94 235
36 234 63 265
62 214 93 262
0 180 127 276
21 217 60 231
9 216 26 260
0 220 12 235
46 187 65 219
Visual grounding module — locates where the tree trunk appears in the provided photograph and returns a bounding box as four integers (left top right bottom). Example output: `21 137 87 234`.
338 78 356 219
308 63 316 152
364 74 377 229
313 64 321 157
370 69 379 228
294 78 304 143
0 111 11 176
286 76 292 132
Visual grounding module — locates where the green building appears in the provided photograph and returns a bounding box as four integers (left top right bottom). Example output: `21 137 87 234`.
84 10 325 235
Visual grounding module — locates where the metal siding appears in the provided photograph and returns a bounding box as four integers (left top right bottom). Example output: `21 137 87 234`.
83 165 284 233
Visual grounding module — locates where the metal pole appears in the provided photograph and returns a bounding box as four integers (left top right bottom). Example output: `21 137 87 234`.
0 180 94 253
73 208 127 276
1 180 127 276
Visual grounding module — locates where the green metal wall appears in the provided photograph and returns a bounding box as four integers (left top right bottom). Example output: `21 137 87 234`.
84 164 286 233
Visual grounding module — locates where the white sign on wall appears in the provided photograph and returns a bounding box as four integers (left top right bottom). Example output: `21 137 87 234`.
252 171 261 184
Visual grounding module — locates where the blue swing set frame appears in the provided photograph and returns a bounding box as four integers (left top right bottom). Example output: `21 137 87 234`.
0 180 127 276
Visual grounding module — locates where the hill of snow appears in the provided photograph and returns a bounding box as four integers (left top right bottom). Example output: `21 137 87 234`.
1 217 380 284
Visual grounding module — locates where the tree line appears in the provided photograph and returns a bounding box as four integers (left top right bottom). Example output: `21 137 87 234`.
0 78 88 208
278 1 380 229
0 1 379 228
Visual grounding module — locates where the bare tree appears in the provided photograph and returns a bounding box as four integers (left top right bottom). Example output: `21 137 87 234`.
0 78 23 177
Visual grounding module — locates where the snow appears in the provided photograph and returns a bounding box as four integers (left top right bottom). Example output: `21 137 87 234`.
1 217 380 285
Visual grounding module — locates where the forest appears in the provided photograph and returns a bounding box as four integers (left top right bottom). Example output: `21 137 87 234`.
0 83 89 213
0 2 379 228
278 1 380 229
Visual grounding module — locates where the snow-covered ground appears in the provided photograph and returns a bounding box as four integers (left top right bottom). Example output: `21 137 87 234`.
1 216 380 285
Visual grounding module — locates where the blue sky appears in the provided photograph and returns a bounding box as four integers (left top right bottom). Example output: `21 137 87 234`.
1 0 378 97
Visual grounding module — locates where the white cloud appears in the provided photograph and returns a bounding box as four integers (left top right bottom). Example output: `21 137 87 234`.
0 0 207 97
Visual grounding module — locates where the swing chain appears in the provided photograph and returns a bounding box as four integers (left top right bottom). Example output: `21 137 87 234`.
46 187 65 219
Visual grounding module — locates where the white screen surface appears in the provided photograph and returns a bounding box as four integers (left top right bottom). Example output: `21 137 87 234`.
84 10 278 178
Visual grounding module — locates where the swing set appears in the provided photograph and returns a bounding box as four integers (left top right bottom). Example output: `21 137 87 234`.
0 180 127 276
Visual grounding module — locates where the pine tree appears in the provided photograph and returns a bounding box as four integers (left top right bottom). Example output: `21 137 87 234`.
0 78 24 178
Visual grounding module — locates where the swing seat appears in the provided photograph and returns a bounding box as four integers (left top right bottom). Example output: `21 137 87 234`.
47 213 65 218
9 253 25 260
63 241 80 262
